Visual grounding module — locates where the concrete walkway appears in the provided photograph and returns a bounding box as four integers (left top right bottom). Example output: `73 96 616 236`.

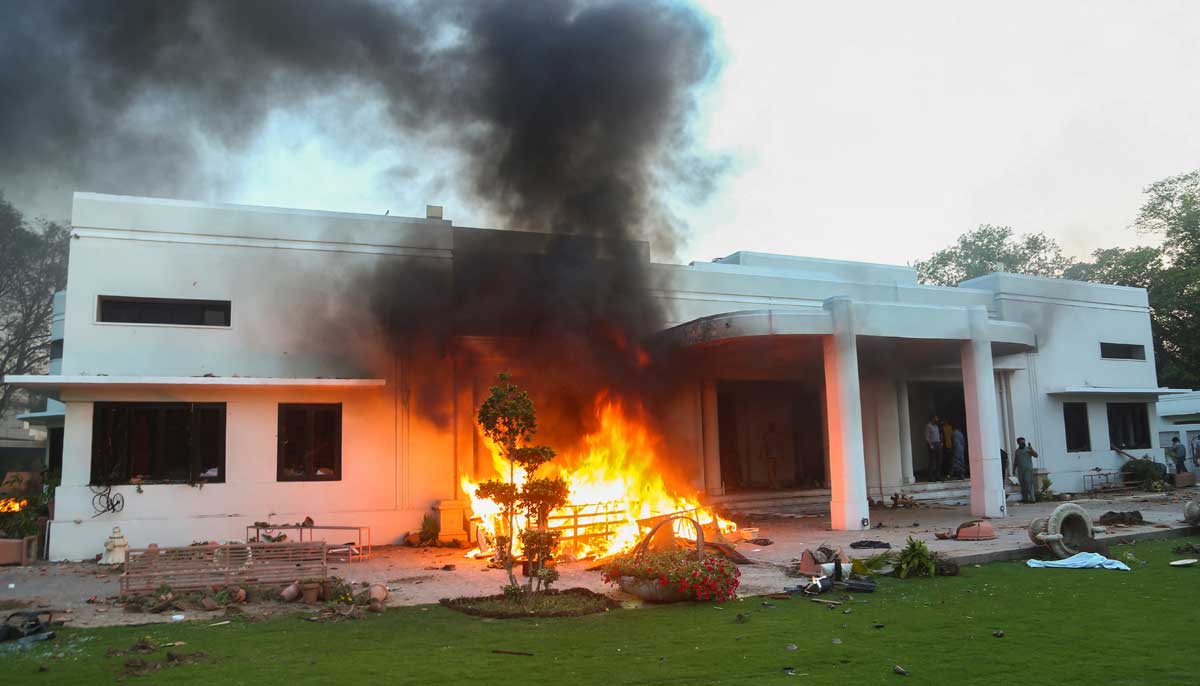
2 489 1196 627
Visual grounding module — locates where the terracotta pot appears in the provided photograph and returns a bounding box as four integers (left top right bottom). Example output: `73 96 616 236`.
300 582 321 604
617 576 690 604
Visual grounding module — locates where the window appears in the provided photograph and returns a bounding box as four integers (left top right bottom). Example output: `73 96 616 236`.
277 404 342 481
91 403 225 484
49 339 63 360
1107 402 1150 450
98 296 231 326
1063 402 1090 452
1100 342 1145 360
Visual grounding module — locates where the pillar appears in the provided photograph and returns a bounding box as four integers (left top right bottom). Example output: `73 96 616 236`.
822 298 870 530
896 380 915 484
701 380 723 496
962 308 1007 518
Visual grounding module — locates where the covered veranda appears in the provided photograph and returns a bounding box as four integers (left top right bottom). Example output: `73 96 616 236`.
666 297 1035 531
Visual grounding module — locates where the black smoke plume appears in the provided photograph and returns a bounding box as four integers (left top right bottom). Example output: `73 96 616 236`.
1 0 723 431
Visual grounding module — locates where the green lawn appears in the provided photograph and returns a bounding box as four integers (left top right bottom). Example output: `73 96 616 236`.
5 537 1198 685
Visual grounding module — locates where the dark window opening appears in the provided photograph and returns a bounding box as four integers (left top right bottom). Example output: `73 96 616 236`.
91 403 226 484
1063 402 1091 452
277 404 342 481
1100 342 1145 360
49 339 63 360
1107 402 1151 450
98 296 231 327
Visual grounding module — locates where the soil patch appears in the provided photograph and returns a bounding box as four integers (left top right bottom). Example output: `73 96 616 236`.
440 587 616 618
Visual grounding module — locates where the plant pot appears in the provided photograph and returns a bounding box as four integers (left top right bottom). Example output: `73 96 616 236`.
300 582 321 604
280 582 301 602
617 576 691 604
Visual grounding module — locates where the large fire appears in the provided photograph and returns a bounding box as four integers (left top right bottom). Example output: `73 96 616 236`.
0 498 27 513
462 393 735 560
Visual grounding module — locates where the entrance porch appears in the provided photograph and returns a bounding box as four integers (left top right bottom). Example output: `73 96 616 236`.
669 299 1035 530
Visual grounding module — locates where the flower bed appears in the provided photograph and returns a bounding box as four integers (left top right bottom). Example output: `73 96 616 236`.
601 549 740 602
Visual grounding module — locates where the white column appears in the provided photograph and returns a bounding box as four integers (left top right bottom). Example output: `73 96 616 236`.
962 308 1007 518
823 298 870 530
701 380 723 496
896 380 915 484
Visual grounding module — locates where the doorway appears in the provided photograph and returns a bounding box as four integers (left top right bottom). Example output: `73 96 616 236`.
717 381 826 492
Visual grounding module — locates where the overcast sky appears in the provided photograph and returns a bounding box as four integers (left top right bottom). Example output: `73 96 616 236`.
13 1 1200 268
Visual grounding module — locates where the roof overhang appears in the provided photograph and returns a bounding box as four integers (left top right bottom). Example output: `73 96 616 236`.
1048 386 1191 399
3 375 387 397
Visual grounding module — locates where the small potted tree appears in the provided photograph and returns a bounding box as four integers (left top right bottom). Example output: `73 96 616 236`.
474 373 569 596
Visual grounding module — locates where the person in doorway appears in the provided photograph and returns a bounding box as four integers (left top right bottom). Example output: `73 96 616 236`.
1169 437 1188 474
1191 434 1200 470
924 415 943 481
761 422 784 489
1014 437 1039 503
950 426 967 479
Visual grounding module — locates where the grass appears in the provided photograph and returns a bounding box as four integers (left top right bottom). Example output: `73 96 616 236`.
441 588 615 618
4 537 1198 685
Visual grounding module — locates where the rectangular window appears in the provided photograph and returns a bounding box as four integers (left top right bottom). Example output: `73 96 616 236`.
1107 402 1151 450
1063 402 1091 452
1100 342 1145 360
277 404 342 481
98 296 231 327
90 402 226 484
49 339 63 360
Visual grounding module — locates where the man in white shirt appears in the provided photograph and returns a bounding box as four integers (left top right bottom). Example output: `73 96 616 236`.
924 415 943 481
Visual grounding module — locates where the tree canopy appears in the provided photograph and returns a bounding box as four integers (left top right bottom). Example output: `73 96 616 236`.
913 225 1071 287
0 192 70 420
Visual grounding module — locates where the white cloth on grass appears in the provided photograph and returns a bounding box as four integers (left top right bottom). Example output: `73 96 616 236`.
1026 552 1130 571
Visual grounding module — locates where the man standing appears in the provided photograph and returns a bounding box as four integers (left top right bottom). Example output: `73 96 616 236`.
950 426 967 479
925 415 943 481
1014 437 1039 503
1169 437 1188 474
1192 434 1200 470
760 422 783 490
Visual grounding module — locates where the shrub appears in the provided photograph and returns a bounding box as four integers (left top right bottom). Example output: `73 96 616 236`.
601 549 740 602
895 537 937 579
1122 457 1166 488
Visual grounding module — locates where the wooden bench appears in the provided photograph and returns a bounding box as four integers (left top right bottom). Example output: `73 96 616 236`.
120 541 328 596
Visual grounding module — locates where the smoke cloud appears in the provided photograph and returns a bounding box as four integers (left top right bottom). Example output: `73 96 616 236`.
1 0 724 432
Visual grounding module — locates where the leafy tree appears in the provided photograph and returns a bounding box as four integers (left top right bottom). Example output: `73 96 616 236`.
0 193 70 420
913 225 1072 286
474 373 569 594
1063 246 1164 290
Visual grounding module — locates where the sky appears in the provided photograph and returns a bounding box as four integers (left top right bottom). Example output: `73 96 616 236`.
10 1 1200 268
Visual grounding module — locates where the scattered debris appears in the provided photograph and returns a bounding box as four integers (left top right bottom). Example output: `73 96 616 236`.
894 664 910 676
208 620 231 627
734 613 749 624
890 493 920 509
1097 511 1144 526
873 623 885 629
785 643 798 651
993 630 1005 638
783 667 797 676
1027 552 1131 571
746 538 773 546
1169 559 1197 567
1171 543 1200 555
492 649 534 656
849 540 891 550
831 637 842 645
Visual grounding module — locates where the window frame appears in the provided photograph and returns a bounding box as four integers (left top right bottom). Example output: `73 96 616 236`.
90 402 226 485
276 403 343 482
1062 402 1091 452
1106 402 1151 450
97 295 232 328
1099 342 1146 360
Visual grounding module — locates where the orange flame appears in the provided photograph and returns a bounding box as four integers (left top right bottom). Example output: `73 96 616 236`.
462 393 735 559
0 498 27 513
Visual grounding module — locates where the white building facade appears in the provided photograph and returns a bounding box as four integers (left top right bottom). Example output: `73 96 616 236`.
4 193 1180 560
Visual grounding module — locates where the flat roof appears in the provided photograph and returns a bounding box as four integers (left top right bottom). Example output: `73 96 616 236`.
1048 386 1190 398
3 375 387 391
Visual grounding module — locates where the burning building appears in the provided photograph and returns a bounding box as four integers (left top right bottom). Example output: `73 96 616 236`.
4 191 1180 561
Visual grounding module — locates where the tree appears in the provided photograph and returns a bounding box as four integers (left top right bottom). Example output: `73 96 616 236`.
474 373 569 595
0 193 70 421
1128 170 1200 388
913 224 1072 286
1063 245 1164 290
